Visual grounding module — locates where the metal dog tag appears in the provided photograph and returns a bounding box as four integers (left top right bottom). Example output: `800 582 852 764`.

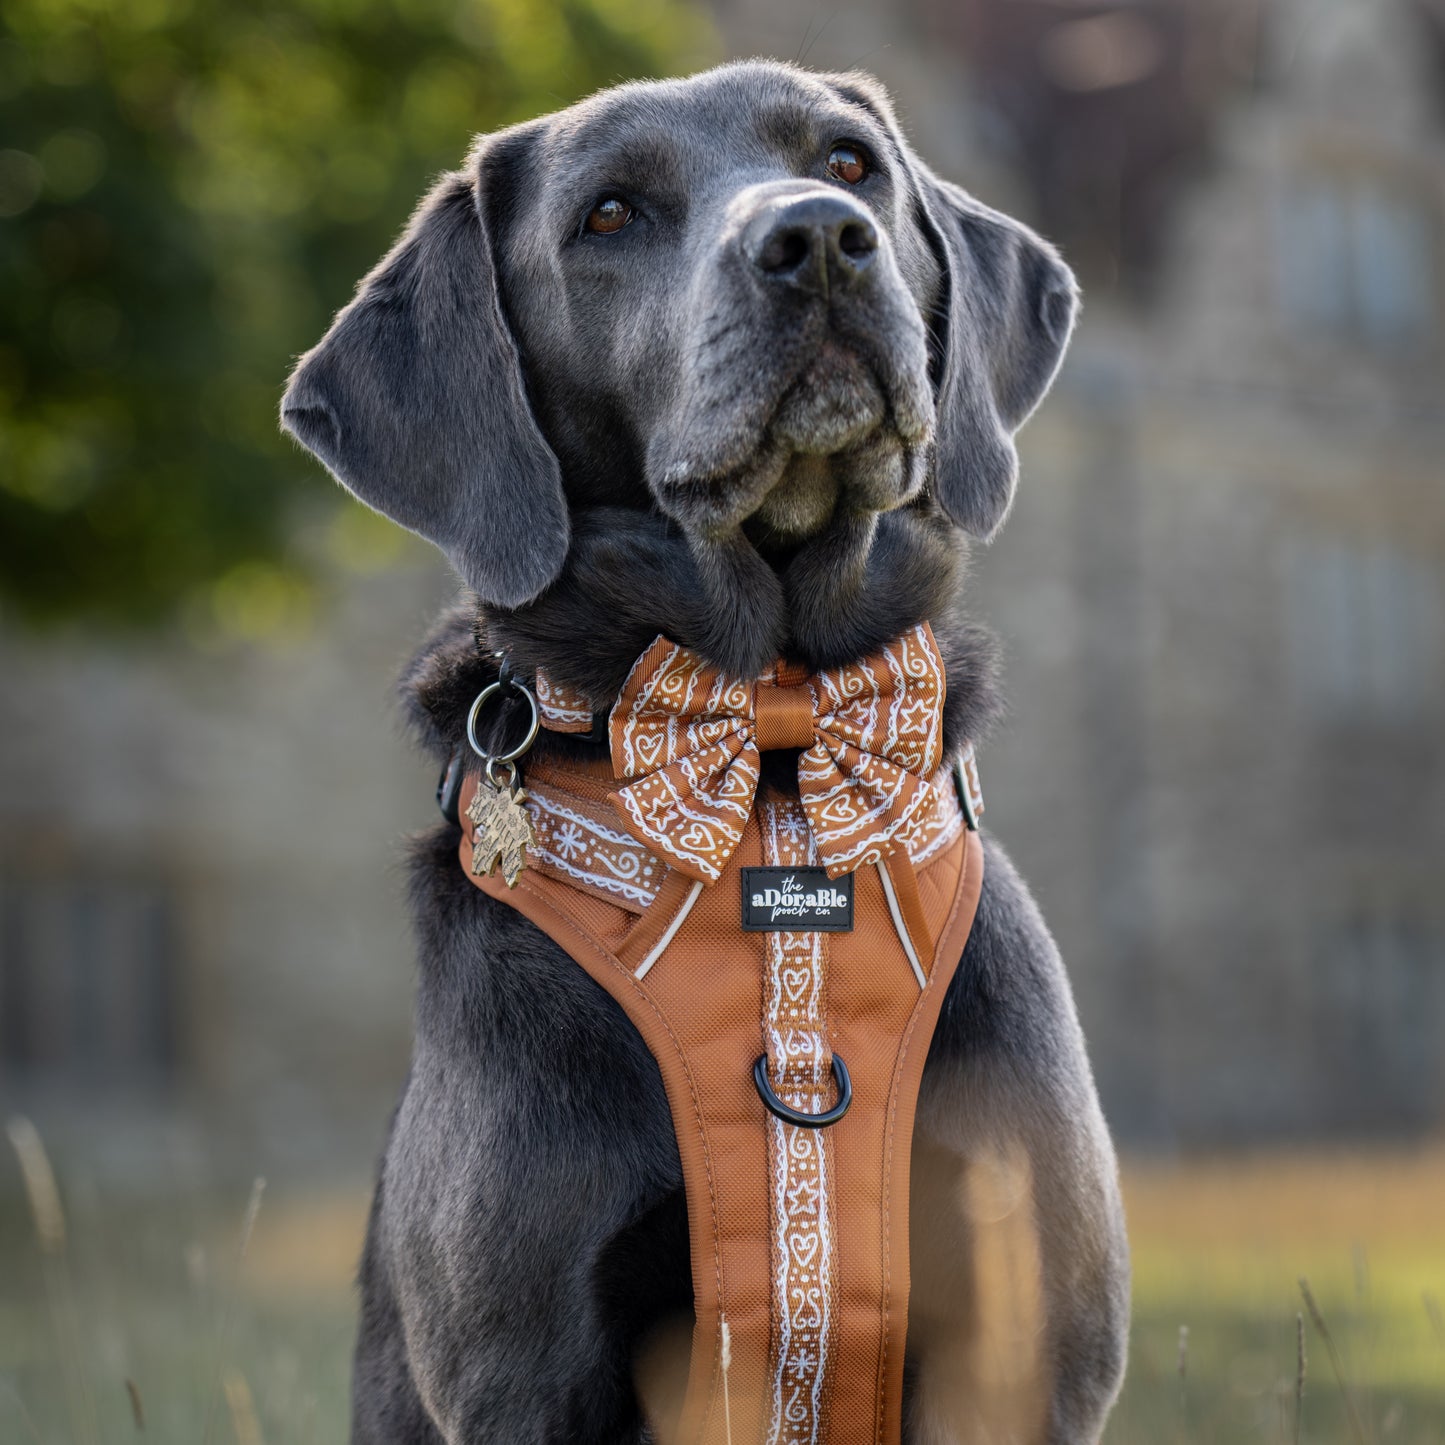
467 771 536 889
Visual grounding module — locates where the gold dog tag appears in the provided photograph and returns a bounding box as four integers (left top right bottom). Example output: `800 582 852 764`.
467 775 537 888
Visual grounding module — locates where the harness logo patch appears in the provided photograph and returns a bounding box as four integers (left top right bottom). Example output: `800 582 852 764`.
741 867 854 932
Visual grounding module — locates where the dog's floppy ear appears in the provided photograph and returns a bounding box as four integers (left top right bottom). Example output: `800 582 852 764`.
824 71 1078 539
913 172 1079 538
280 129 568 607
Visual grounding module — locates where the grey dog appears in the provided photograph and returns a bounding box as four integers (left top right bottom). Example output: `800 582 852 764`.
282 59 1129 1445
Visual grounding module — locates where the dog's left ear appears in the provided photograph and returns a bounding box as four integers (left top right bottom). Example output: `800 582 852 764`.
913 172 1079 539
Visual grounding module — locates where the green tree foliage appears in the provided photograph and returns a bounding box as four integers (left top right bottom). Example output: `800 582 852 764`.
0 0 710 631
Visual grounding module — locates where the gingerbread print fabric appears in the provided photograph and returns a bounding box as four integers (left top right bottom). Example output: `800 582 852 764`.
525 780 663 911
760 796 837 1445
608 624 946 882
497 764 966 915
534 669 595 734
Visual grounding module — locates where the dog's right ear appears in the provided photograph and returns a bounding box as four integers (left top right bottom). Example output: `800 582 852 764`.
281 128 568 608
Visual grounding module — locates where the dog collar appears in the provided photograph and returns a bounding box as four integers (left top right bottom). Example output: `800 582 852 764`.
525 625 958 880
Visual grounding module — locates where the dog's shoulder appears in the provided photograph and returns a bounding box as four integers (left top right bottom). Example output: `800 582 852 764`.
397 596 492 764
938 834 1094 1077
929 602 1005 758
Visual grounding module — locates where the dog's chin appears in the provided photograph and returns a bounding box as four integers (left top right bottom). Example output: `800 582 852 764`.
747 425 929 544
742 433 921 556
743 351 917 544
651 342 932 542
744 455 843 546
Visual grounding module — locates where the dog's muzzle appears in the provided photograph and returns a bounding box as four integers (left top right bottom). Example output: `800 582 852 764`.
645 180 936 543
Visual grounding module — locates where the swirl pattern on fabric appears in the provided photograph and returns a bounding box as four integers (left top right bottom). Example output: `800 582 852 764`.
535 670 595 734
608 624 946 882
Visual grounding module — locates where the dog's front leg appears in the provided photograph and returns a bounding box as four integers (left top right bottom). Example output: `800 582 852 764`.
903 837 1131 1445
368 847 690 1445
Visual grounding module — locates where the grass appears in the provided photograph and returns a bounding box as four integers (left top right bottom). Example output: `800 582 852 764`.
3 1121 1443 1443
1109 1148 1445 1444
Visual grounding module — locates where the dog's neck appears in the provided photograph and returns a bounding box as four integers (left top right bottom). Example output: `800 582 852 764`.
485 505 971 682
400 510 1002 770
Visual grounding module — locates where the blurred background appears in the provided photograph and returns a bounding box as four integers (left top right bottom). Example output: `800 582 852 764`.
2 0 1443 1441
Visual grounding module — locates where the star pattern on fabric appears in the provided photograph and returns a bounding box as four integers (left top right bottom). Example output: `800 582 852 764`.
644 795 678 831
608 624 946 881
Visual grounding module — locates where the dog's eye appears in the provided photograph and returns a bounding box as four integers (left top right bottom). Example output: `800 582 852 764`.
826 145 869 185
585 197 635 235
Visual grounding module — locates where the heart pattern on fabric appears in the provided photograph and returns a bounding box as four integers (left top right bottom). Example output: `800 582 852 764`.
761 798 836 1445
781 967 812 1004
608 624 946 882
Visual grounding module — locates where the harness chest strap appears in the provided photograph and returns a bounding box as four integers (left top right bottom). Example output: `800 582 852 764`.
458 756 984 1445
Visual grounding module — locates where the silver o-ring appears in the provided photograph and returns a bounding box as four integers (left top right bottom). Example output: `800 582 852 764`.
484 757 517 791
466 679 540 764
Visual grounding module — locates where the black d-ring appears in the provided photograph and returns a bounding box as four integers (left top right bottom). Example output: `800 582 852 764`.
753 1054 852 1129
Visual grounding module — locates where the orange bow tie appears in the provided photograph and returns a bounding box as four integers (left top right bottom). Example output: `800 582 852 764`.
604 623 947 883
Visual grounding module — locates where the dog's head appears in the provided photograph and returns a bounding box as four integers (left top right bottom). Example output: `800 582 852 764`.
283 61 1076 687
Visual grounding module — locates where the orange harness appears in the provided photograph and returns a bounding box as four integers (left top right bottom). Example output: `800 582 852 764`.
456 633 985 1445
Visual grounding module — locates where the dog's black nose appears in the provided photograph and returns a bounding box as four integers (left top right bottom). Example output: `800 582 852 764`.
747 194 878 292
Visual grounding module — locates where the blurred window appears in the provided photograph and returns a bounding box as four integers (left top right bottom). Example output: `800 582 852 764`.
1276 174 1437 345
1353 183 1436 342
1278 180 1352 331
1317 912 1443 1129
1283 537 1444 723
0 873 180 1090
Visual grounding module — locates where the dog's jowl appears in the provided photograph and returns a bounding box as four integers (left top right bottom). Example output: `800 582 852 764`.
282 60 1129 1445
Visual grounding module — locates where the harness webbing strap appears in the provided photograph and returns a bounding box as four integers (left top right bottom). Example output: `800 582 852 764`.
459 758 984 1445
757 793 837 1443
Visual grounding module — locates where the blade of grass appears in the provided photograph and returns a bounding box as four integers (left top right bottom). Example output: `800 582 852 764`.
7 1115 100 1445
1300 1277 1370 1445
0 1378 47 1445
202 1176 266 1445
1295 1309 1306 1445
224 1369 266 1445
1176 1323 1189 1444
1352 1244 1379 1440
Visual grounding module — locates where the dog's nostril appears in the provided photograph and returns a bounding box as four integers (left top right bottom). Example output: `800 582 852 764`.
838 220 877 261
758 227 811 275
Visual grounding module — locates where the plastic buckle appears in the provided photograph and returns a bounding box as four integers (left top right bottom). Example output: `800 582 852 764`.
436 748 464 827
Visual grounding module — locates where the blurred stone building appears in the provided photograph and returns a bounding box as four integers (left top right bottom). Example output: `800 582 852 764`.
0 545 451 1183
711 0 1445 1145
2 0 1442 1180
